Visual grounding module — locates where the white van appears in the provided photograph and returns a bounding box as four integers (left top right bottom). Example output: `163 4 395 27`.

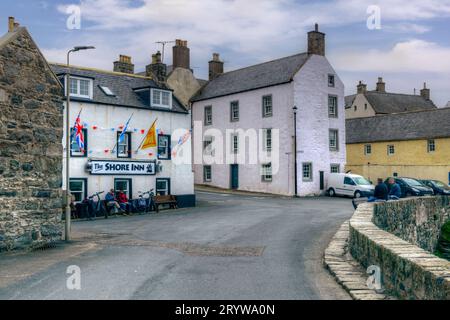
327 173 375 198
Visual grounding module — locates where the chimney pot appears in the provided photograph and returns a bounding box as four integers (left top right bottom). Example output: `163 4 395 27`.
307 23 325 56
8 17 15 32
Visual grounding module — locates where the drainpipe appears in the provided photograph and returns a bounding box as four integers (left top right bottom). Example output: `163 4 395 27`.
293 106 298 197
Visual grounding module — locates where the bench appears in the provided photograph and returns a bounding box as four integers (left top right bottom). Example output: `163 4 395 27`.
153 195 178 213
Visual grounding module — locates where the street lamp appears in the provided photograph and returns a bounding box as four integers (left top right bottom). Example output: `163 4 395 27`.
293 106 298 197
65 46 95 242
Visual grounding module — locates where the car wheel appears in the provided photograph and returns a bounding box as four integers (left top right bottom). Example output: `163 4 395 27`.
328 188 336 197
354 191 362 199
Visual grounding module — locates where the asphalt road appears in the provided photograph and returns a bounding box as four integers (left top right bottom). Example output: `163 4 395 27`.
0 191 354 300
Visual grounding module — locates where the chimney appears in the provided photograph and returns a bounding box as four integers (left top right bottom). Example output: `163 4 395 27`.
376 77 386 93
307 23 325 56
420 82 430 100
357 81 367 94
8 17 16 32
146 51 167 82
172 39 190 70
208 53 224 81
113 55 135 74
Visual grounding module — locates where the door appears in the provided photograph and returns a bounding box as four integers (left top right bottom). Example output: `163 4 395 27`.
343 177 356 196
319 171 325 190
230 164 239 190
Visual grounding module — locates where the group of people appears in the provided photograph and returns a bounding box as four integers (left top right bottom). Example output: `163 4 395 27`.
105 189 130 216
368 177 402 202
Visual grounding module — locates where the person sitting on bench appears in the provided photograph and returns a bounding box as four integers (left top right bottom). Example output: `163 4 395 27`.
117 190 130 215
105 189 120 215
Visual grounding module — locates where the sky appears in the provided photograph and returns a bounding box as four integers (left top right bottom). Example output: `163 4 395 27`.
1 0 450 107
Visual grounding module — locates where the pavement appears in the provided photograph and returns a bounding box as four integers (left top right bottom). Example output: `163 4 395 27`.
0 191 354 300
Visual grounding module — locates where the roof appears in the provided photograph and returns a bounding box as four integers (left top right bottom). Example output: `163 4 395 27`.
50 63 187 113
346 107 450 144
345 91 437 114
191 53 310 102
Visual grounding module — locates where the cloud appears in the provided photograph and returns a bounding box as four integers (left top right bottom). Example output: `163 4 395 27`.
332 39 450 73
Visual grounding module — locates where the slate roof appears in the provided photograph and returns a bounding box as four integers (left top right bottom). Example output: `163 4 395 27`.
191 53 310 102
50 64 187 113
345 91 436 114
346 107 450 144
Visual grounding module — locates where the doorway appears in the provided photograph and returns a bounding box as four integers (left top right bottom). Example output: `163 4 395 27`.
230 164 239 190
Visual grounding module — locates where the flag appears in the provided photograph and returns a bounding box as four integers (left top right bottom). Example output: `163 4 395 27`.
118 114 133 144
141 119 157 150
70 109 84 153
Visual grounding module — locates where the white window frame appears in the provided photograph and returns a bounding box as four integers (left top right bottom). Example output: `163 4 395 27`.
330 164 340 173
302 162 313 182
67 76 93 99
262 95 273 117
151 88 172 109
204 105 212 126
261 163 272 182
427 139 436 153
203 166 212 182
203 136 214 156
263 128 272 152
69 178 87 203
328 74 335 87
328 95 338 118
387 144 395 156
230 101 239 122
364 144 372 155
329 129 339 151
114 178 131 199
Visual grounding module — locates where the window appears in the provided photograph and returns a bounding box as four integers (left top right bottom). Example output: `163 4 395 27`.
330 164 340 173
114 178 132 199
364 103 368 110
328 96 338 117
354 105 357 111
230 101 239 122
151 89 172 108
99 86 115 96
203 136 214 156
70 127 87 157
232 134 239 154
302 163 312 181
428 139 436 152
262 95 273 117
157 135 171 160
263 128 272 151
387 145 395 156
204 106 212 125
328 74 335 87
69 178 87 202
344 177 355 185
261 163 272 182
364 144 372 155
117 132 131 158
68 76 92 99
203 166 212 182
156 178 170 195
329 129 339 151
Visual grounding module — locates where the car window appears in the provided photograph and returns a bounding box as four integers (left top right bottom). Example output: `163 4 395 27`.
353 177 372 186
434 181 450 190
344 177 355 185
402 178 423 187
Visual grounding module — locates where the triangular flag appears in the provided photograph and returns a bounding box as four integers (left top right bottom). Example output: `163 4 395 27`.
141 119 157 150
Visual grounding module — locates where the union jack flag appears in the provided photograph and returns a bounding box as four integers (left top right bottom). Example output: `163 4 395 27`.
71 110 84 153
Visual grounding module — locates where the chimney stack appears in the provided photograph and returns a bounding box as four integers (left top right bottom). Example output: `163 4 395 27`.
113 55 135 74
208 53 224 81
146 51 167 83
376 77 386 93
307 23 325 56
8 17 16 32
173 39 190 70
420 82 430 100
357 81 367 94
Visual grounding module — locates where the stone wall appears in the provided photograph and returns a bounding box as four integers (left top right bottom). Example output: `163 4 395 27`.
0 27 64 251
373 197 450 253
349 199 450 300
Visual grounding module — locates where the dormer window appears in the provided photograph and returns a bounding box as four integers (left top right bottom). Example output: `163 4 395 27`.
151 89 172 108
68 76 93 99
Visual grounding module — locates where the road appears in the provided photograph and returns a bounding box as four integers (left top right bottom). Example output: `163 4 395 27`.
0 191 353 300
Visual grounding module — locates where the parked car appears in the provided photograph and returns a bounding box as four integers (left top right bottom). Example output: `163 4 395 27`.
420 180 450 195
327 173 374 198
384 177 434 198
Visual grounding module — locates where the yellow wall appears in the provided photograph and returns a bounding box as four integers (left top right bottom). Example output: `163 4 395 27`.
346 138 450 184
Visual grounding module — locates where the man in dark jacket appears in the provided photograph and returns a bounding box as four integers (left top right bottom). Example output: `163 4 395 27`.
374 178 389 200
388 178 402 200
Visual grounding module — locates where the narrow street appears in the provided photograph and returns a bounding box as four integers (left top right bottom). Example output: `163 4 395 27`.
0 192 353 300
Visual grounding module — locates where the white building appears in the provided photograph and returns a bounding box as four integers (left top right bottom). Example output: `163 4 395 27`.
191 25 346 196
51 59 195 207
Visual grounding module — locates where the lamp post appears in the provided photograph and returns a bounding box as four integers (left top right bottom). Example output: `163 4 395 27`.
293 106 298 197
65 46 95 242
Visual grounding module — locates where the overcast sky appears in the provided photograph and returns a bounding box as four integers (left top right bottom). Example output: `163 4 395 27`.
1 0 450 106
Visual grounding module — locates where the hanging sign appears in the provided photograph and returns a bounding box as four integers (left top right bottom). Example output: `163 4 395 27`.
87 160 156 176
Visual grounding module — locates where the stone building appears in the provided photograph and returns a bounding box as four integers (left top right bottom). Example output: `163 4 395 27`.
0 18 64 251
345 78 437 119
190 25 346 196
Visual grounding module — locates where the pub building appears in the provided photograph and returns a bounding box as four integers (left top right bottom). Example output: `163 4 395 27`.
50 56 195 213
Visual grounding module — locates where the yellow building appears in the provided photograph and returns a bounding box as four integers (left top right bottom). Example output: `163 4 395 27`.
346 108 450 185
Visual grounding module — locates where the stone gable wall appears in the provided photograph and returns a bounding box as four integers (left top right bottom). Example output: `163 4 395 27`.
0 30 64 251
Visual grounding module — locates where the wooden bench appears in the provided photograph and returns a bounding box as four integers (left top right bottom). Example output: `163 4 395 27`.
153 195 178 213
